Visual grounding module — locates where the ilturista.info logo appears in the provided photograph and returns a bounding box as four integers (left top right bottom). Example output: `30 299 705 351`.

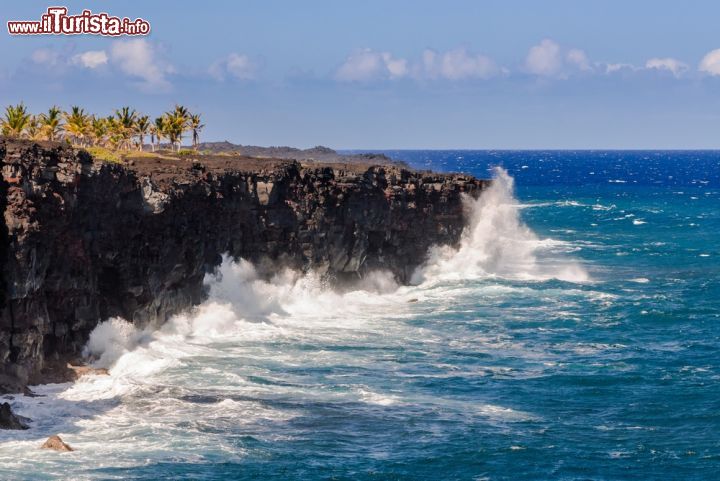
7 7 150 36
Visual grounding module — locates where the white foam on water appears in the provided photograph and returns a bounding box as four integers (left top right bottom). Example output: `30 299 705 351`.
556 200 586 207
475 403 537 422
355 387 401 406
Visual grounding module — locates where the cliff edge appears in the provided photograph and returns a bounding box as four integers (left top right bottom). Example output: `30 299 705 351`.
0 139 487 392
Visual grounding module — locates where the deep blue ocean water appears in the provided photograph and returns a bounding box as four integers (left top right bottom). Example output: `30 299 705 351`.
1 150 719 480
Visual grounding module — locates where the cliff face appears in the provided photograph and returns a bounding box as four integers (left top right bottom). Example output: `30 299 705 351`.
0 139 487 391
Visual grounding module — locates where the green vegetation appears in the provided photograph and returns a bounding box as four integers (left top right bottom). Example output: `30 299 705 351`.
1 103 31 137
84 146 122 163
0 103 205 156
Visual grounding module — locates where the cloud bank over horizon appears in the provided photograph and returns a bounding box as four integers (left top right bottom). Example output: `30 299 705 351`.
17 36 720 91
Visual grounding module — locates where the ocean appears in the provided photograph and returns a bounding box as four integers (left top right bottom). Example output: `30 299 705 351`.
1 150 719 480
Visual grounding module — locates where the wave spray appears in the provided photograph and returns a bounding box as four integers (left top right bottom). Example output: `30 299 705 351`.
413 167 589 284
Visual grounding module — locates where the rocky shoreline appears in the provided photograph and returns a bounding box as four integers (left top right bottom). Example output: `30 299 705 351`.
0 138 487 398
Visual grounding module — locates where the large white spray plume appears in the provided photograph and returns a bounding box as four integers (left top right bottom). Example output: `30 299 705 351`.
412 167 589 284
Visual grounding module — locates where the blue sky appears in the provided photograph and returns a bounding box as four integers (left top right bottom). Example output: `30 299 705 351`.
2 0 720 149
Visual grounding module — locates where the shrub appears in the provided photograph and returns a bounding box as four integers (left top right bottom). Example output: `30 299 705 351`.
177 149 196 156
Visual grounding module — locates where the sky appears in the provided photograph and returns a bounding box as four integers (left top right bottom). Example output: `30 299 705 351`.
2 0 720 149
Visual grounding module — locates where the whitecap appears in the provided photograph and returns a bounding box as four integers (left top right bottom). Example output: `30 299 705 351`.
476 404 536 422
592 204 615 211
355 387 401 406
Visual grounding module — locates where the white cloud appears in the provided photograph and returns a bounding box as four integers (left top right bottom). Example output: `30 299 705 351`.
421 48 499 80
27 43 171 91
699 49 720 76
110 39 172 91
71 50 108 69
335 49 407 81
335 50 386 81
227 54 254 79
566 48 591 71
382 53 408 79
645 57 688 77
525 40 594 78
525 39 563 76
335 47 501 82
31 48 62 67
604 63 638 74
210 53 257 81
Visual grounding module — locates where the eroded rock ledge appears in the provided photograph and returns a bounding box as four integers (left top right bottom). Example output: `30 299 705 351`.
0 139 487 392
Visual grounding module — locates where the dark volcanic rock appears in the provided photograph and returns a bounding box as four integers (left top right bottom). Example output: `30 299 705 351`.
0 138 488 392
0 402 29 430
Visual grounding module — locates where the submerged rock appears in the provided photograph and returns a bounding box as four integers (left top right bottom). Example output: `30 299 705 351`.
41 435 73 452
0 402 29 430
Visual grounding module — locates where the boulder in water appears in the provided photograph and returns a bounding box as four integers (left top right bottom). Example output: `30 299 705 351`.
41 435 74 452
0 402 29 430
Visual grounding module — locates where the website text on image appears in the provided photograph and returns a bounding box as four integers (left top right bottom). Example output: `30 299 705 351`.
7 7 150 36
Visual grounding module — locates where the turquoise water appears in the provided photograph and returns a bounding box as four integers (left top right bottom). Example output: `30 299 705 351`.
1 151 719 480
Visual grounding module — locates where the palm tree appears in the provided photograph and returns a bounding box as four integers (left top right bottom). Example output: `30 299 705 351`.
26 116 42 141
174 105 191 149
90 116 109 147
63 106 90 146
1 103 31 138
39 106 63 141
149 124 157 151
162 112 185 152
114 107 137 150
188 113 204 149
134 115 150 151
105 116 122 150
152 116 165 151
2 104 206 154
173 104 190 124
